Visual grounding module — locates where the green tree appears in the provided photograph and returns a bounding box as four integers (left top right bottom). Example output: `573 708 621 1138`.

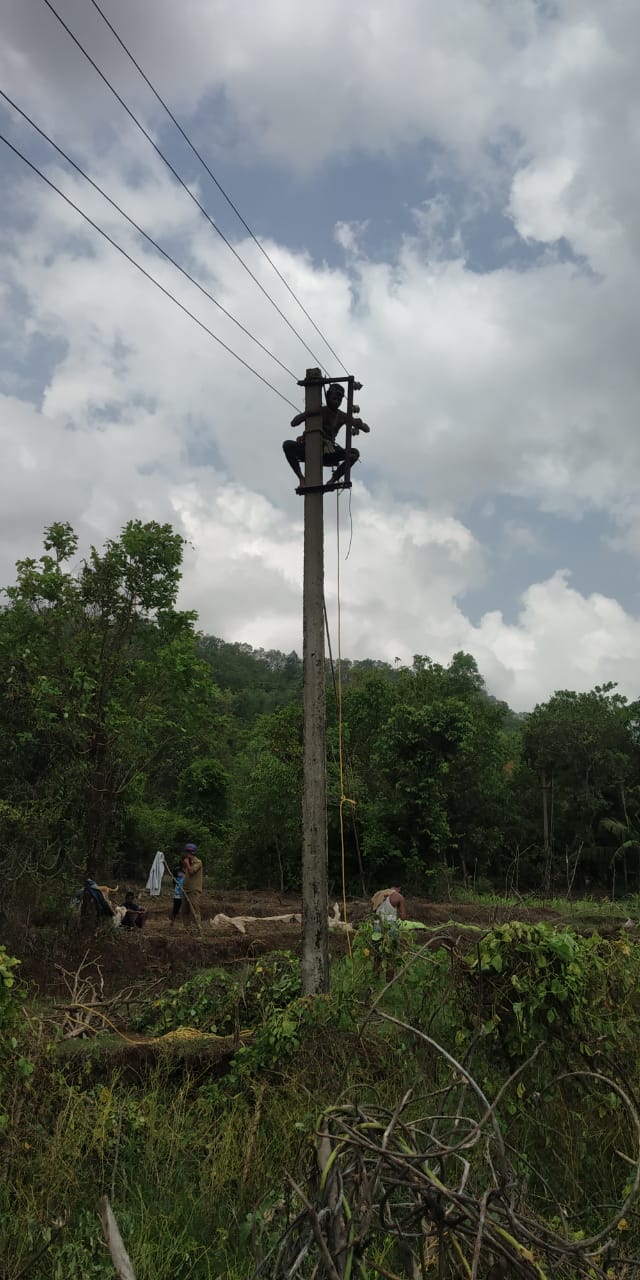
228 705 302 889
521 684 640 892
340 653 512 888
177 757 229 835
199 637 302 719
0 521 227 887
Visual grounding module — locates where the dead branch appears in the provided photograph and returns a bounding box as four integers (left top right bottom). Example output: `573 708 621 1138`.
253 1032 640 1280
52 959 163 1039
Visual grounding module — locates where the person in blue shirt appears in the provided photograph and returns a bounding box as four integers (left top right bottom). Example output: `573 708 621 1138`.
170 864 186 923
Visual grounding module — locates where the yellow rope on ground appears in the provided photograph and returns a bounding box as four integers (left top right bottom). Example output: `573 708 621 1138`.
336 492 354 960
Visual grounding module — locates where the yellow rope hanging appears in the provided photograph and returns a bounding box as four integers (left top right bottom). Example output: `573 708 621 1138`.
336 491 355 960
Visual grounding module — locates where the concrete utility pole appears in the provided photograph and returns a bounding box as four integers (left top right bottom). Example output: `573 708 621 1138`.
300 367 330 995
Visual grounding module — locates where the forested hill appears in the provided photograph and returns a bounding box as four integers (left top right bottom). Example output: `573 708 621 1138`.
198 636 416 720
198 636 303 720
2 521 640 902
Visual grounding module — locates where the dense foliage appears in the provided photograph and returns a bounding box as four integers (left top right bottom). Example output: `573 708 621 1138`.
2 522 640 897
3 926 640 1277
0 522 231 893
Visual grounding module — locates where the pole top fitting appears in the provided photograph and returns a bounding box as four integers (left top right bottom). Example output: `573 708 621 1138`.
297 367 324 387
296 372 364 389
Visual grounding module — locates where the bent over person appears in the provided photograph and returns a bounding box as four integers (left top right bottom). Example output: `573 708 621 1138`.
181 843 203 931
370 887 407 981
283 382 370 490
371 887 407 928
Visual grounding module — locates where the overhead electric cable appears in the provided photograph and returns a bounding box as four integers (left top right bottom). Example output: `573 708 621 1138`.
41 0 327 371
0 89 297 382
0 132 300 411
88 0 349 376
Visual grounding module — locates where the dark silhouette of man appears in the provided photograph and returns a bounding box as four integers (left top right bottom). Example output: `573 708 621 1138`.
283 383 369 489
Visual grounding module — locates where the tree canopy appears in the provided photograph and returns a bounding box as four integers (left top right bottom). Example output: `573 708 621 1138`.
3 523 640 900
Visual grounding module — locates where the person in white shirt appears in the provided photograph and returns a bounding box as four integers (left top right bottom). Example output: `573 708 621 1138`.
370 887 407 980
371 887 407 927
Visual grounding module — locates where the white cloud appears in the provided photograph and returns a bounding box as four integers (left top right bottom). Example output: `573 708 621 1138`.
469 572 640 711
501 521 542 555
0 0 531 164
2 0 640 708
4 386 640 712
10 163 640 522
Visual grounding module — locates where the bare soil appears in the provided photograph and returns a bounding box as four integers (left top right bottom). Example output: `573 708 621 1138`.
5 886 583 1000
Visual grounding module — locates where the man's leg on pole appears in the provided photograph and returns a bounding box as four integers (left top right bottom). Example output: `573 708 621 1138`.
283 439 306 486
328 445 360 485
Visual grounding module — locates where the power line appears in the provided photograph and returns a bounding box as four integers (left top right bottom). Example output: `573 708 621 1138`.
40 0 329 374
0 89 297 383
0 131 300 411
87 0 349 377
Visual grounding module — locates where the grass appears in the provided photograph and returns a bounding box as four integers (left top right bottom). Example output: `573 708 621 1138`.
448 883 640 919
53 1031 244 1079
4 922 640 1278
2 1043 396 1278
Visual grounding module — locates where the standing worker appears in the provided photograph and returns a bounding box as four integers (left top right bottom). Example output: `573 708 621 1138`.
181 843 204 932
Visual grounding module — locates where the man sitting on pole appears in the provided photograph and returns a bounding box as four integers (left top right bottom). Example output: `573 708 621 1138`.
283 382 369 491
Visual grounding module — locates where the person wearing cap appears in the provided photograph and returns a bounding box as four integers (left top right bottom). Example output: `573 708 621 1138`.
181 844 203 931
283 382 370 491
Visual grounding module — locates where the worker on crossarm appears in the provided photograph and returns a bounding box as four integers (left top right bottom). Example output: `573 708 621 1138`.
283 382 370 490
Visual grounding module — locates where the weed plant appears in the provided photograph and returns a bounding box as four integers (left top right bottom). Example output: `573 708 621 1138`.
2 921 640 1277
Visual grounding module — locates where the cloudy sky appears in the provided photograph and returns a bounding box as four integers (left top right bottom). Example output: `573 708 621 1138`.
1 0 640 709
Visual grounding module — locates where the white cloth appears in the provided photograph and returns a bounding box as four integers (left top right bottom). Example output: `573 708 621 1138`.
145 850 166 896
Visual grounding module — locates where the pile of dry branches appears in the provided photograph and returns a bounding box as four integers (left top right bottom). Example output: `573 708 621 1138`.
256 1017 640 1280
53 952 157 1039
